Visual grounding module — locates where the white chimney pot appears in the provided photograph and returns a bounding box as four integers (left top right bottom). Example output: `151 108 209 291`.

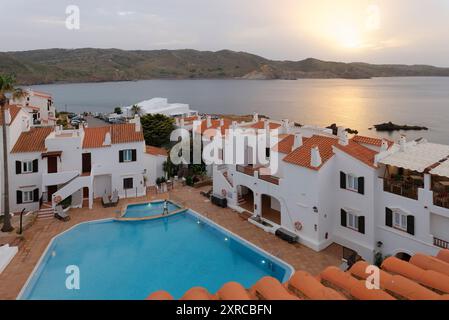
311 146 322 168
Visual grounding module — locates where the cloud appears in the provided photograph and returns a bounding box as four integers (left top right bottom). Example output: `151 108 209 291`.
117 11 136 16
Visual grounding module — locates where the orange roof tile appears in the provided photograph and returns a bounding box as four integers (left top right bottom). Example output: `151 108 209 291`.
146 145 168 156
145 291 174 300
251 276 300 300
0 105 21 126
282 135 338 170
11 127 53 153
251 120 281 130
381 256 449 294
83 123 144 149
111 123 144 144
273 134 294 154
320 266 395 300
288 270 346 300
352 135 394 148
410 253 449 277
216 282 252 300
180 287 215 300
436 249 449 264
334 140 378 168
83 126 111 149
196 119 233 135
350 261 441 300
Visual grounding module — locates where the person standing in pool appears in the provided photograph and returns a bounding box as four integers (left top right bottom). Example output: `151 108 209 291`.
163 200 168 215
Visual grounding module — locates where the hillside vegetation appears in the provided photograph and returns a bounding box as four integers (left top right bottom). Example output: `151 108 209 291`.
1 48 449 84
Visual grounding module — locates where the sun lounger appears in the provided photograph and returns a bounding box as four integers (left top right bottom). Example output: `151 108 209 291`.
101 194 111 207
54 205 70 221
110 190 119 206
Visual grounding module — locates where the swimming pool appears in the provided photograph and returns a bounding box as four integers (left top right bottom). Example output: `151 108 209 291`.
19 209 293 299
123 200 180 218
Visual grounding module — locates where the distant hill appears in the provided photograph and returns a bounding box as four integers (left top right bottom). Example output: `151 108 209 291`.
1 48 449 85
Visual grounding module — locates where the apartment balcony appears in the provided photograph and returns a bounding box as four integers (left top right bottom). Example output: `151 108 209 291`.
434 236 449 249
383 177 422 200
236 164 258 176
433 191 449 209
259 174 280 185
236 164 280 186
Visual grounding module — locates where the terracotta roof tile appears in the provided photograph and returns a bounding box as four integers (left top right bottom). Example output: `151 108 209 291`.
148 252 449 300
11 127 53 153
196 119 233 136
334 140 378 168
111 123 144 144
83 126 111 149
251 120 281 130
282 135 338 170
352 135 394 148
83 123 143 148
146 145 168 156
0 105 21 126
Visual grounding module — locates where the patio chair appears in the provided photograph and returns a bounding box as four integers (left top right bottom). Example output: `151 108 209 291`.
110 190 120 207
54 205 70 222
102 194 112 207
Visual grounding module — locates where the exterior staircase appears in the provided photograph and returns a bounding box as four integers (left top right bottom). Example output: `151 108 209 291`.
237 195 246 205
222 171 233 187
36 206 55 220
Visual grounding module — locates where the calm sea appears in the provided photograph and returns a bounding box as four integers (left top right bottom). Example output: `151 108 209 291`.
30 77 449 144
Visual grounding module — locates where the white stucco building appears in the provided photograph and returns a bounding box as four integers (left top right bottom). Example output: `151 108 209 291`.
209 115 449 264
122 97 197 118
1 107 166 216
11 89 57 126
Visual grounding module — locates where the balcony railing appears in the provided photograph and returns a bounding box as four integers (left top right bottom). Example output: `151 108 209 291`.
236 165 258 176
259 174 280 185
433 191 449 209
434 236 449 249
236 165 280 186
383 178 420 200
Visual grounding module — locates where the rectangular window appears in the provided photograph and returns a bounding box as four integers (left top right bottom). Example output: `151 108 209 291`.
123 149 133 162
123 178 133 189
347 174 358 191
23 190 34 203
23 161 33 173
394 211 407 231
347 212 359 230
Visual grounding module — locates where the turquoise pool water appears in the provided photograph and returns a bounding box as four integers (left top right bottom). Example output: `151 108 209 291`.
124 201 180 218
20 210 293 299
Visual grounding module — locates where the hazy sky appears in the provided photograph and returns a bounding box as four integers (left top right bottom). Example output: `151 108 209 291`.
1 0 448 66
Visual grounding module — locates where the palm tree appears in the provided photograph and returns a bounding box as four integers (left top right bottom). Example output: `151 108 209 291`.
0 75 25 232
130 104 142 117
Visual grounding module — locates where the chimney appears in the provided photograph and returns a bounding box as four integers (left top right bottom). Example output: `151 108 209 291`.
292 132 303 151
310 146 322 168
337 126 346 138
399 135 406 152
134 115 141 132
103 131 111 146
5 109 11 125
253 113 259 122
282 119 290 134
380 139 388 152
264 119 269 132
197 115 202 122
206 115 212 128
219 118 224 127
339 131 349 146
232 121 237 130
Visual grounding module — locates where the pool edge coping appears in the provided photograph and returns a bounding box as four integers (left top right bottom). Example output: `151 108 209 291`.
17 208 295 300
